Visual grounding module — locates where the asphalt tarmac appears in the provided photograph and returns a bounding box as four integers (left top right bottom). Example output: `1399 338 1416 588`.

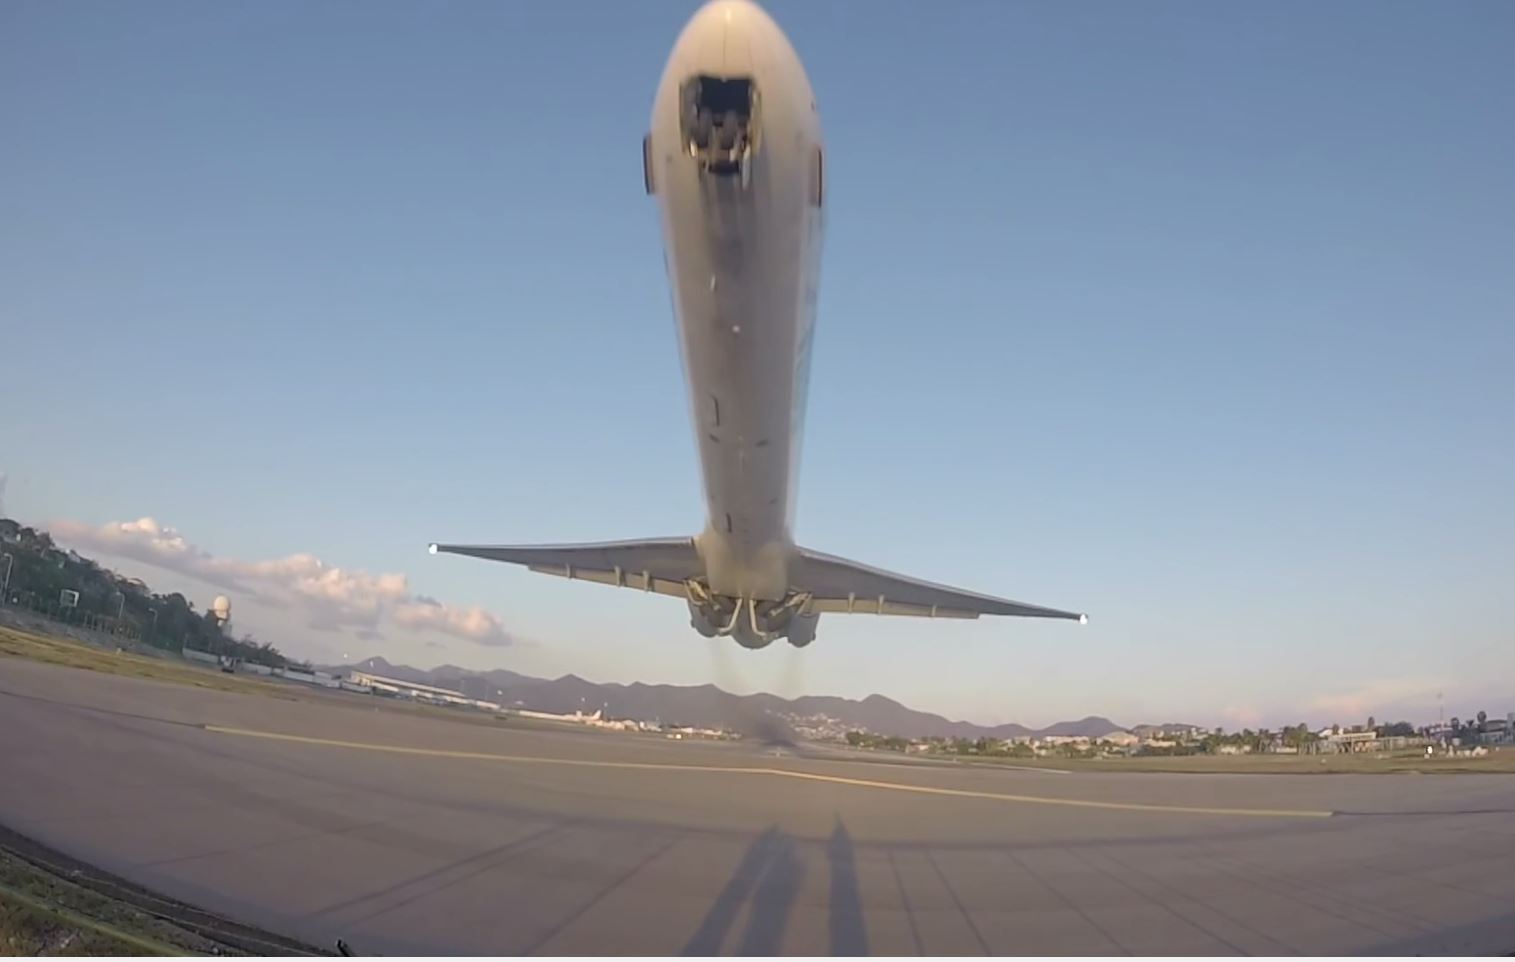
2 658 1513 955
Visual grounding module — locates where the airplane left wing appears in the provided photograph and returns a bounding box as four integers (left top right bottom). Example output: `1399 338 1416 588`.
429 537 703 599
794 545 1087 623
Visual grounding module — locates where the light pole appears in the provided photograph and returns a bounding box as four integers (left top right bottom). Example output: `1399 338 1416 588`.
0 553 12 605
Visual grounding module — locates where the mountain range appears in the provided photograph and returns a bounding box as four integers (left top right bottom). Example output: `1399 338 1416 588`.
324 656 1129 741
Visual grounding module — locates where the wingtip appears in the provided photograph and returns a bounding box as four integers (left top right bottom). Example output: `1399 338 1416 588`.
1078 613 1088 625
428 543 439 555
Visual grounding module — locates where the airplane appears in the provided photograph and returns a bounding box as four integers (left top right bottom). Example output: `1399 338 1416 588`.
430 0 1086 649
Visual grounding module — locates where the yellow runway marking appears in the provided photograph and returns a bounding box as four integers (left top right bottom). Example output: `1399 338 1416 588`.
204 725 1335 819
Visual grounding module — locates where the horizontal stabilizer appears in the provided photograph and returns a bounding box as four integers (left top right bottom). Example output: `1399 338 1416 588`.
429 537 703 599
794 546 1086 622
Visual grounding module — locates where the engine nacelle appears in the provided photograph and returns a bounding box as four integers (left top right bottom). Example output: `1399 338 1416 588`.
685 586 816 650
731 621 777 650
785 613 819 648
686 598 723 638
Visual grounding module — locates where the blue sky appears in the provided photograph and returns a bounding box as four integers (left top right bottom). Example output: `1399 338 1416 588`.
3 0 1512 729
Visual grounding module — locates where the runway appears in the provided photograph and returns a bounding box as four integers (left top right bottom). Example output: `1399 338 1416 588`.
2 659 1513 955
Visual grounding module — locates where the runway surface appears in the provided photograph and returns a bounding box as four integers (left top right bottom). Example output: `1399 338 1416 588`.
2 658 1513 955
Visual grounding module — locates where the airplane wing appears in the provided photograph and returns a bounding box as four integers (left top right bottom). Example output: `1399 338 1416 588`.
794 545 1086 622
428 537 703 599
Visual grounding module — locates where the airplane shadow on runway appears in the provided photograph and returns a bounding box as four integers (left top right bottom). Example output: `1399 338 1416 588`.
683 818 869 956
825 819 870 956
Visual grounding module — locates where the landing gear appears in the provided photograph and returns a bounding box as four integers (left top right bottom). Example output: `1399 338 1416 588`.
680 75 759 180
786 612 819 648
683 581 817 649
687 600 720 638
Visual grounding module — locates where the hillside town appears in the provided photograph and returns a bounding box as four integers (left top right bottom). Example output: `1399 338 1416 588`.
795 714 1515 759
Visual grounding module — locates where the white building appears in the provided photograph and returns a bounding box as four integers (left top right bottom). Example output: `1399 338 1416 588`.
345 670 500 710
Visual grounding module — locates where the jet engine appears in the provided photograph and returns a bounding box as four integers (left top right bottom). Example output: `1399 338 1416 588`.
785 612 819 648
686 597 725 638
685 582 817 650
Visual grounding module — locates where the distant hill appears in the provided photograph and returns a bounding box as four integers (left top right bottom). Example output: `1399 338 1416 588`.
328 656 1127 741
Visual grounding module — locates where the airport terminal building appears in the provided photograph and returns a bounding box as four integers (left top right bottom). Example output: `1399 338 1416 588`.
343 669 501 711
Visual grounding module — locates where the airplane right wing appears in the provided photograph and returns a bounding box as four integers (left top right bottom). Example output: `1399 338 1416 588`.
428 537 703 599
793 545 1087 623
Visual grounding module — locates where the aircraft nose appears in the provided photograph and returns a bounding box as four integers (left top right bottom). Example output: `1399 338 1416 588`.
677 0 774 73
697 0 761 20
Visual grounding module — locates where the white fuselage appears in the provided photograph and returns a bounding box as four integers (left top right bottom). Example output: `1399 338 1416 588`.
648 0 824 603
431 0 1085 647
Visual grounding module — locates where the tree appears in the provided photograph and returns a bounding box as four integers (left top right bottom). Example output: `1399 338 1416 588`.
1 517 293 667
1477 710 1488 730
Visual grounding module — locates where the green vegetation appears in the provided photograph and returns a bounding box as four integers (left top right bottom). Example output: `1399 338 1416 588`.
844 731 911 752
0 627 301 699
1 849 219 956
2 623 543 735
0 519 294 669
1175 721 1416 755
838 726 1515 774
964 751 1515 775
0 837 329 956
847 732 1047 758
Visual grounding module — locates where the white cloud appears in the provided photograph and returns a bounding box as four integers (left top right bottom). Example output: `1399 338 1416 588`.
50 516 513 647
52 516 242 588
394 597 510 648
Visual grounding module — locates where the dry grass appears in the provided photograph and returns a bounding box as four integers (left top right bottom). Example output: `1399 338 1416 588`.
0 626 299 700
0 624 539 731
0 850 220 956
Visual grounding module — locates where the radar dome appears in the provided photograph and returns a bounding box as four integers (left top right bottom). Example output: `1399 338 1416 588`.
211 596 232 622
